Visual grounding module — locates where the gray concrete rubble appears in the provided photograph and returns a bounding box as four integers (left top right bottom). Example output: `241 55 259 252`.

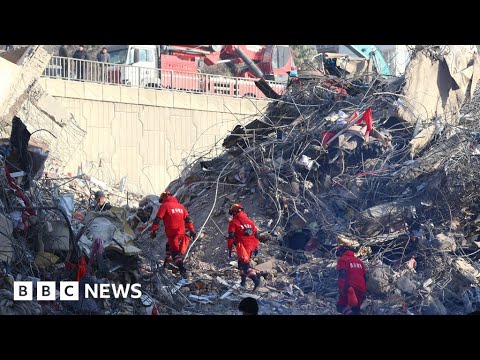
396 274 417 295
367 263 393 295
0 46 58 127
2 45 480 314
433 233 457 252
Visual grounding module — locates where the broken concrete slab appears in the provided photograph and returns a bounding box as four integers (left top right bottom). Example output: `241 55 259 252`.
110 227 141 254
433 233 457 252
0 58 20 115
443 46 477 102
452 258 480 285
28 82 76 128
255 260 275 272
78 234 93 255
367 264 392 295
0 46 30 64
397 47 477 156
0 46 57 127
337 233 360 248
354 201 415 237
396 275 417 295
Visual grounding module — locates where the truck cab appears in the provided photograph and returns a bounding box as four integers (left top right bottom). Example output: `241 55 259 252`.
105 45 203 89
106 45 160 87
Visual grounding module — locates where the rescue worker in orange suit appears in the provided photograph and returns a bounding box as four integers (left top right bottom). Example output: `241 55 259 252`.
150 191 195 279
336 245 366 315
227 204 262 291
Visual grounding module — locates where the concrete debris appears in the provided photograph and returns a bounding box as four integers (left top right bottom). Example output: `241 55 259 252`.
453 258 480 285
354 201 415 237
3 45 480 315
255 260 275 272
140 47 480 312
148 45 480 315
0 46 58 127
396 274 417 295
421 296 448 315
337 233 360 248
433 233 457 252
367 264 392 295
0 289 42 315
397 46 479 156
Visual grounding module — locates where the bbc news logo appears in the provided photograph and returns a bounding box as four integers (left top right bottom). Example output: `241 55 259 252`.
13 281 142 301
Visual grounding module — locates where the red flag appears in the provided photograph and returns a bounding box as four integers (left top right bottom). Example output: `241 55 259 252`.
350 107 373 134
356 107 373 134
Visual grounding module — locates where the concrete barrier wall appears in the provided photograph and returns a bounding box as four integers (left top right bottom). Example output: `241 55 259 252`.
36 78 269 194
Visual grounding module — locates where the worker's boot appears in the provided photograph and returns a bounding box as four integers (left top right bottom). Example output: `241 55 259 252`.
179 264 189 279
252 275 263 292
162 261 169 270
174 254 188 279
163 258 173 270
163 253 173 269
240 275 247 289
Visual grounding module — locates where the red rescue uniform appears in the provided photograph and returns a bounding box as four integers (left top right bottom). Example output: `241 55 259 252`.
152 196 194 253
337 249 366 314
227 211 259 264
227 210 261 289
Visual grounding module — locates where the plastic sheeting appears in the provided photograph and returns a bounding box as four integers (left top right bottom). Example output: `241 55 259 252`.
43 220 70 252
81 209 140 256
57 194 74 221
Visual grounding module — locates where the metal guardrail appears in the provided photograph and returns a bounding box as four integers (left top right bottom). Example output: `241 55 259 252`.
42 56 286 99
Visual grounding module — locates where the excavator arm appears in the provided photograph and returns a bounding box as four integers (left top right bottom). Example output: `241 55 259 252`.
232 46 281 99
343 45 392 76
165 45 285 99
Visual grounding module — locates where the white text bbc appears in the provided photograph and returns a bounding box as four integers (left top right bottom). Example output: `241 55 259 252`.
13 281 142 301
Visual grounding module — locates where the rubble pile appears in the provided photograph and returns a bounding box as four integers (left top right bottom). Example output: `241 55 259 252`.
0 117 159 314
3 45 480 315
132 45 480 314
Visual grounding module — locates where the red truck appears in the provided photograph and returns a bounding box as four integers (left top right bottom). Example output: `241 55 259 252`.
104 45 293 98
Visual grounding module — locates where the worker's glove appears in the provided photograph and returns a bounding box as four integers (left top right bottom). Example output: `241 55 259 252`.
228 249 232 258
190 231 197 240
253 248 258 256
150 231 157 240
